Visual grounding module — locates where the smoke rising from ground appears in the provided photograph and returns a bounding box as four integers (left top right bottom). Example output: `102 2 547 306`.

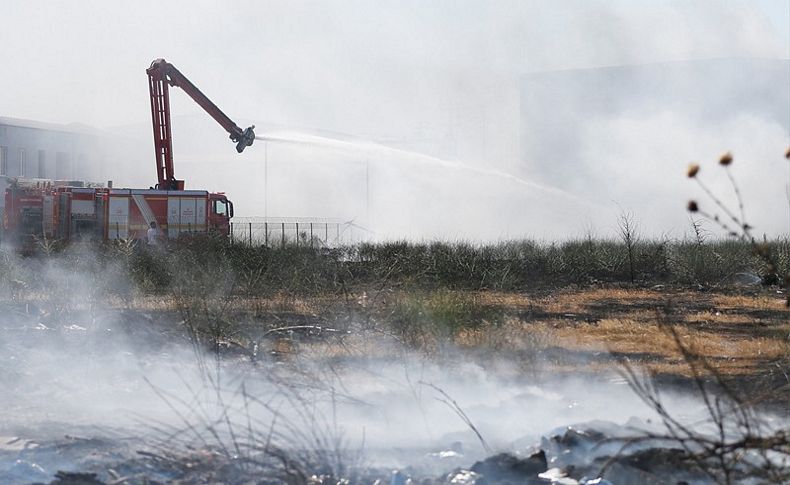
1 243 788 482
0 250 706 455
0 252 715 477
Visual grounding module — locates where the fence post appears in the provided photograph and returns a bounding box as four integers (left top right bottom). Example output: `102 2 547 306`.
264 222 268 246
295 222 299 247
325 223 328 245
231 222 234 243
310 223 313 248
281 222 285 248
249 222 252 246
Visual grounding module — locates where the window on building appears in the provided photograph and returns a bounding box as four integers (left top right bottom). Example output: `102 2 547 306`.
55 151 71 180
38 150 46 178
0 146 7 175
19 148 26 177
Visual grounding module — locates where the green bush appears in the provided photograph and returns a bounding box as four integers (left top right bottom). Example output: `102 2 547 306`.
386 290 505 348
1 233 783 303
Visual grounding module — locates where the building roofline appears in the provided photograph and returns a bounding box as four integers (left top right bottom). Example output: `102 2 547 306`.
520 56 789 78
0 116 104 136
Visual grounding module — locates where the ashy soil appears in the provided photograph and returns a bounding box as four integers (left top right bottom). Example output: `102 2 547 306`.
0 282 787 484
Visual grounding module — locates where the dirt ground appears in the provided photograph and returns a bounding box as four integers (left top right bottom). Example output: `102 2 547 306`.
10 281 787 411
474 286 788 376
115 283 790 412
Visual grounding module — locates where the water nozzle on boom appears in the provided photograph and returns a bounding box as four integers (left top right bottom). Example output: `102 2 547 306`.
234 125 256 153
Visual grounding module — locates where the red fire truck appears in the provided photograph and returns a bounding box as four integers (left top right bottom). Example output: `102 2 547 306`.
2 59 254 248
3 182 233 245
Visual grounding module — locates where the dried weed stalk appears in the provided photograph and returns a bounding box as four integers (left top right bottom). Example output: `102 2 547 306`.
619 321 789 485
687 149 790 300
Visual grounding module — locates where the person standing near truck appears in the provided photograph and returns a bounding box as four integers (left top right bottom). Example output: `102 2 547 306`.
147 221 160 245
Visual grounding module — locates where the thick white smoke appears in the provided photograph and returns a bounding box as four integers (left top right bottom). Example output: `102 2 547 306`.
1 1 787 240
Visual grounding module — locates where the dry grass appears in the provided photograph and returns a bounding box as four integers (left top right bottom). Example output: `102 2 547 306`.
240 286 788 384
105 293 323 315
15 277 788 382
711 293 786 311
323 287 786 378
497 287 789 377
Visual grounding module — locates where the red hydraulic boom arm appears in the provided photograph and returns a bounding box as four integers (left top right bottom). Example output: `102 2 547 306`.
147 58 255 190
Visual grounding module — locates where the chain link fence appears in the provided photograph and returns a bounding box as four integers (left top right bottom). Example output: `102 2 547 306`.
230 217 372 248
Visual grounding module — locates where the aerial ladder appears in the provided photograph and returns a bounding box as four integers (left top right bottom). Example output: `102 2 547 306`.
146 58 256 190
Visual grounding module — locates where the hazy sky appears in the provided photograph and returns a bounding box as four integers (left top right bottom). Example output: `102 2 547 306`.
1 1 787 127
1 1 788 239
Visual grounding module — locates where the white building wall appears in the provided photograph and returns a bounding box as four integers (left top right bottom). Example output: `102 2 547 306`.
0 119 106 181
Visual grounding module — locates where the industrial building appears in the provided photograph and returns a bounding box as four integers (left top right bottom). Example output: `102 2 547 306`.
0 116 107 180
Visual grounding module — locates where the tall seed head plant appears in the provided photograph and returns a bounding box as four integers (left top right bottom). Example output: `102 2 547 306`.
687 148 790 305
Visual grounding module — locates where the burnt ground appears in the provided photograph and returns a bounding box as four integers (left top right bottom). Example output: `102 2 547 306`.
0 282 787 484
